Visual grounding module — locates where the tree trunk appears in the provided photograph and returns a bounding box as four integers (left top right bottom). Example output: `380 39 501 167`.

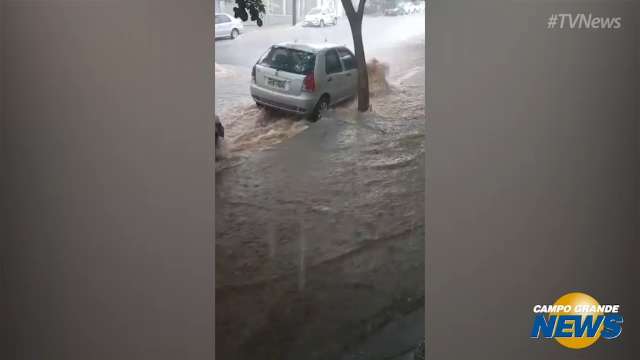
340 0 370 112
349 21 370 112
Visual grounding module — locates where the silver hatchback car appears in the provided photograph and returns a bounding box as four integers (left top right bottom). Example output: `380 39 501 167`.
250 42 358 121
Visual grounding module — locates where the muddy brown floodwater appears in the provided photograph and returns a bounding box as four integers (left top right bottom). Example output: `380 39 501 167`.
216 37 425 360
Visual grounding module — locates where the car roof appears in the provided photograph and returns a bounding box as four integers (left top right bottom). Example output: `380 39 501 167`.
273 42 346 53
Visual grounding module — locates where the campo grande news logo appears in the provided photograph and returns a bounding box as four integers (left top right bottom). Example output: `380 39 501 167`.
530 292 623 349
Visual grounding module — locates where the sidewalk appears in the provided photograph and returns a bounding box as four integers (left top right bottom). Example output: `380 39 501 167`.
243 20 308 33
243 22 292 33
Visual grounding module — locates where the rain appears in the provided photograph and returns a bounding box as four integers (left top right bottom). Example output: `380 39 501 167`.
215 3 425 359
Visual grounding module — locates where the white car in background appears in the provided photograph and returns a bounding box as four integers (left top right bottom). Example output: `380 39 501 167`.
302 7 338 27
402 2 419 14
215 13 244 40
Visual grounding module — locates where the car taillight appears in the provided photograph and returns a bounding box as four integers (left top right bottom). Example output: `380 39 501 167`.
251 65 256 82
303 73 315 92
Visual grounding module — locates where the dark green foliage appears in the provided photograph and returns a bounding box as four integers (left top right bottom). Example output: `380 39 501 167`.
233 0 266 27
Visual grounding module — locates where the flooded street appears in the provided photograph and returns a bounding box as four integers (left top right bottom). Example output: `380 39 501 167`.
215 14 425 360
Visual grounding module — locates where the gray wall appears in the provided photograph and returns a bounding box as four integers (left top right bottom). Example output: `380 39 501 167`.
2 1 214 359
427 1 639 359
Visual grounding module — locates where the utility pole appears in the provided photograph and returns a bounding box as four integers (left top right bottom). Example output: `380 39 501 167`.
292 0 297 25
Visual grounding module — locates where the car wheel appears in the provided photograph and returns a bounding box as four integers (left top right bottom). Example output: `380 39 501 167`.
320 20 325 27
230 28 239 39
309 95 330 122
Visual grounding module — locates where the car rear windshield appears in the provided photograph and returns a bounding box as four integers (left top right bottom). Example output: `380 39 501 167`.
308 9 322 15
260 46 316 75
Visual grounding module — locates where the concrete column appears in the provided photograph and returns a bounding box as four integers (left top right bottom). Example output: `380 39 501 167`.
292 0 297 25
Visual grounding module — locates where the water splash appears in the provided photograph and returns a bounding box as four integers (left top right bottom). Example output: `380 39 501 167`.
366 58 392 97
217 105 309 157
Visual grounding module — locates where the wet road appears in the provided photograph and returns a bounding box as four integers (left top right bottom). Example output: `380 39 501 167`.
215 14 425 360
215 13 426 68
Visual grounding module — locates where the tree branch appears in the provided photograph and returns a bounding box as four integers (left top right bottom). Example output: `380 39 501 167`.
341 0 357 20
357 0 366 20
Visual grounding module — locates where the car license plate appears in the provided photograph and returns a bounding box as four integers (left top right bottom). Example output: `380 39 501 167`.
267 77 287 89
